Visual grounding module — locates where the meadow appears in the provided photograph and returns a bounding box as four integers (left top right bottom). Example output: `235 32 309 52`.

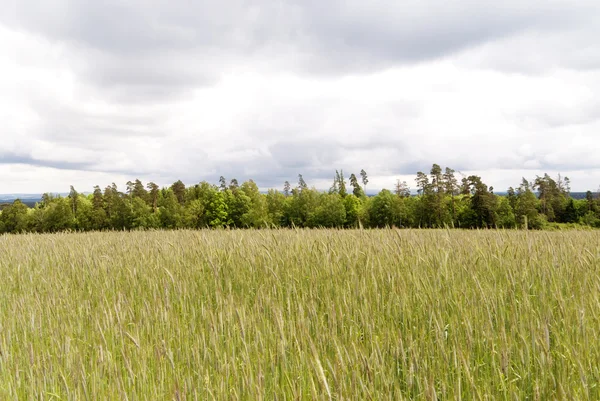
0 229 599 400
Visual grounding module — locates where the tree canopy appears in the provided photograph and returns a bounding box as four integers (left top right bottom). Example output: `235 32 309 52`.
1 166 598 234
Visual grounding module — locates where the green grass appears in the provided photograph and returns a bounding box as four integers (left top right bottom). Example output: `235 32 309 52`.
1 229 599 400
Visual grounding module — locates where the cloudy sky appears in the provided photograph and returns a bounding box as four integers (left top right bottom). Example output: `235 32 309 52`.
1 0 599 194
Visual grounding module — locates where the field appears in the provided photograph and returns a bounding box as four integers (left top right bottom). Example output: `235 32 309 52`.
1 229 599 400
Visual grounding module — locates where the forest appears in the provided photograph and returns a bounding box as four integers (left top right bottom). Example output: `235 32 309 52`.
1 164 599 234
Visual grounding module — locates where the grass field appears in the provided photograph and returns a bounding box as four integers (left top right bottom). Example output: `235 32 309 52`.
1 229 599 400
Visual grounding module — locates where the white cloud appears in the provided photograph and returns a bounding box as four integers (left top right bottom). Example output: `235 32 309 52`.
0 0 599 193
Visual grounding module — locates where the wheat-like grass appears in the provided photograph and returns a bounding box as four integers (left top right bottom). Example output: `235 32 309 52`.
0 229 599 400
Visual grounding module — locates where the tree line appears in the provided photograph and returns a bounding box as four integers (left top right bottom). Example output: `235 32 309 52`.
1 164 599 234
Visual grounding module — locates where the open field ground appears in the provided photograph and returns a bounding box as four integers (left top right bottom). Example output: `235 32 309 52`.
1 229 599 400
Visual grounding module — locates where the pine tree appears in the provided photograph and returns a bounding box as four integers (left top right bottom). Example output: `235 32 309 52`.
68 185 79 216
146 182 160 212
349 174 363 197
298 174 308 191
394 180 410 197
360 169 369 194
170 180 186 205
337 170 347 197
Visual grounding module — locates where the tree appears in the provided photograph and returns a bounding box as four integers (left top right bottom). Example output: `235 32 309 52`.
459 176 497 228
308 193 346 228
427 164 447 225
0 199 29 233
184 199 206 229
219 176 227 192
266 189 286 226
496 196 516 228
103 184 118 223
225 187 251 227
131 197 154 229
298 174 308 191
533 174 559 221
283 181 291 197
360 169 369 193
557 174 571 195
205 190 229 228
186 181 219 227
90 186 108 230
68 186 79 216
132 179 148 201
126 181 135 198
349 174 364 198
286 186 318 227
329 174 339 195
506 187 517 211
414 171 432 227
563 198 578 223
430 164 443 194
515 181 541 229
240 180 269 227
443 167 458 224
158 189 183 229
415 172 430 196
336 170 347 197
343 194 362 227
394 180 410 198
229 178 239 191
74 195 93 231
368 189 403 228
586 191 596 212
147 182 160 212
170 180 186 205
92 186 104 210
442 168 458 195
41 197 75 232
39 193 55 209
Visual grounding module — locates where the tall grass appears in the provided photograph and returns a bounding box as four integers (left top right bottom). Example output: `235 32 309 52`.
0 229 599 399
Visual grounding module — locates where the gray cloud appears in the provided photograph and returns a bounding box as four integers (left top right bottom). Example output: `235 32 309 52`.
0 151 91 171
1 0 600 193
5 0 596 99
292 0 589 73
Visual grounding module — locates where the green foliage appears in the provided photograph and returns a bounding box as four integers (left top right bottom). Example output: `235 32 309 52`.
225 188 252 227
131 197 155 229
515 185 541 229
1 169 598 234
369 189 403 227
39 197 75 232
308 193 346 227
266 189 286 227
496 196 516 228
581 211 600 228
286 187 319 227
158 190 183 229
170 180 186 205
0 200 29 233
74 194 94 231
205 189 229 228
349 173 364 198
343 194 362 227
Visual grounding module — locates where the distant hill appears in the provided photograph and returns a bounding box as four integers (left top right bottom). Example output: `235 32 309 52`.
0 194 42 208
0 194 69 209
570 192 599 200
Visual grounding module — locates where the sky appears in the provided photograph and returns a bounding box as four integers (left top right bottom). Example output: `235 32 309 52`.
1 0 599 194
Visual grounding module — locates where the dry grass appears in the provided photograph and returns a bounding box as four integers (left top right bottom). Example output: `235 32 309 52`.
0 229 599 400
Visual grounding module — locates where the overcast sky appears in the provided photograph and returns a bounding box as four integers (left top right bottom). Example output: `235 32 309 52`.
1 0 599 193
